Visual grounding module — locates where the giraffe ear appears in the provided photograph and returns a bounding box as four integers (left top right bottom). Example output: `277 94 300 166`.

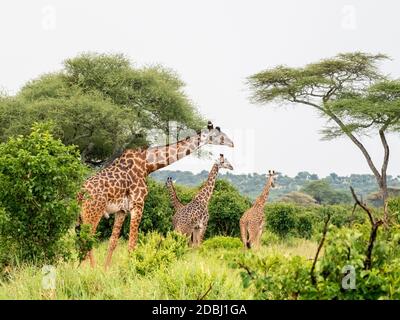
215 126 221 132
207 121 213 130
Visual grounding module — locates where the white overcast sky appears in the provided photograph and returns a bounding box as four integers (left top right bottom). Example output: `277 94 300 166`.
1 0 399 177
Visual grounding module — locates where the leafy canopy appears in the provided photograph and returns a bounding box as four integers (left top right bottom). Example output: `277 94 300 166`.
0 53 205 165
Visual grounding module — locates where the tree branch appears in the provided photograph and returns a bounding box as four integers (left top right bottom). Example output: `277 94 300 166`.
197 283 213 300
379 124 390 185
326 111 382 182
311 213 331 285
350 186 374 225
350 186 383 270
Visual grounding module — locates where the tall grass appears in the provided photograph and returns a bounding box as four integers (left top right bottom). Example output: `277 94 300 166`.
0 236 318 300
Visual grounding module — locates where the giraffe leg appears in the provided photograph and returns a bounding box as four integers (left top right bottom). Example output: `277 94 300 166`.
128 204 144 252
191 227 200 247
197 224 207 246
104 211 127 270
247 228 257 250
80 199 104 268
255 228 263 249
82 213 103 268
240 219 249 249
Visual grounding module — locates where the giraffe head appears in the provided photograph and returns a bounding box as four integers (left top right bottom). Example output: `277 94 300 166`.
217 154 234 170
267 170 278 187
165 176 174 187
201 121 234 147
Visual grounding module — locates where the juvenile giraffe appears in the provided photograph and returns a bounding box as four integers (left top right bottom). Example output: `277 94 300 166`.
165 177 184 211
171 154 233 247
240 170 277 249
78 122 234 268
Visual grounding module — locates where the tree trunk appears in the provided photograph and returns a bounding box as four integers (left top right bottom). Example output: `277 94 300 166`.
327 111 391 224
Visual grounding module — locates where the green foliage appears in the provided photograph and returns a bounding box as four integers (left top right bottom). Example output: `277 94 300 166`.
236 225 400 299
207 180 252 237
0 124 87 264
388 197 400 223
265 203 298 238
295 213 313 239
248 52 387 106
301 180 351 205
261 229 281 245
0 53 204 165
315 205 366 232
75 224 98 263
201 236 243 250
129 231 187 276
236 252 314 299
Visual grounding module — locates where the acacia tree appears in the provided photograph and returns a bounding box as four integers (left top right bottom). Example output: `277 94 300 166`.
248 52 400 223
0 53 204 165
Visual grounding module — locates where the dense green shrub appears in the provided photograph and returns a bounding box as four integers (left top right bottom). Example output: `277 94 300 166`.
75 224 99 263
129 231 187 276
261 229 281 245
314 205 366 232
388 197 400 223
207 180 252 237
295 213 313 239
265 203 298 237
201 236 242 250
236 224 400 299
0 124 87 265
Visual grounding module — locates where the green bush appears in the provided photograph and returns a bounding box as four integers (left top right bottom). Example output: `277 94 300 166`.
295 213 313 239
261 229 281 245
236 224 400 299
388 197 400 223
0 124 87 265
313 205 366 233
75 224 99 263
265 203 298 238
207 180 252 237
201 236 242 250
129 231 188 276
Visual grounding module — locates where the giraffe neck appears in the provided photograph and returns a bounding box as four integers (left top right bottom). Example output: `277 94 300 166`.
254 177 274 209
145 133 203 173
167 183 183 211
196 163 219 204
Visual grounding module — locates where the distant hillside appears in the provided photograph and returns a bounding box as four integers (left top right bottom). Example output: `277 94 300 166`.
150 170 400 201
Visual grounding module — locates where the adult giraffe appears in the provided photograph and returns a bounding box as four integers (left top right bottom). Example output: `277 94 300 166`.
240 170 277 249
78 122 234 268
170 154 233 247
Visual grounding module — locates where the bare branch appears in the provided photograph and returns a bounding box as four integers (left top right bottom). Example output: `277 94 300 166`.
350 186 374 225
197 283 213 300
350 186 383 270
311 213 331 285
